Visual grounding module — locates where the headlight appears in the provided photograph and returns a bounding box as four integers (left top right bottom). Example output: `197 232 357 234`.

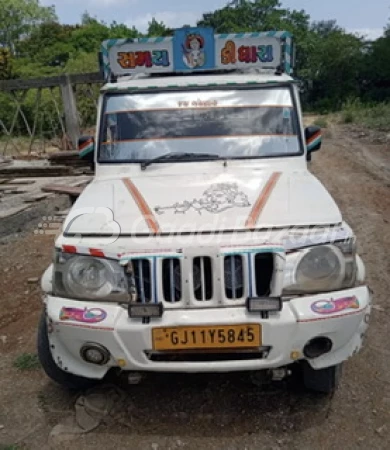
53 252 128 301
283 242 356 295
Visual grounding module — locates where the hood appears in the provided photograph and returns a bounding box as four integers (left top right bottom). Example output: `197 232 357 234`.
64 170 342 236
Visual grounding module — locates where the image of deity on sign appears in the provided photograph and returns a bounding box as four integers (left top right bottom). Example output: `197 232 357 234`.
182 34 206 69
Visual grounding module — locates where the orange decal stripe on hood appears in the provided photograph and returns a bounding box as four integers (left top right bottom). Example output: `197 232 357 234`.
246 172 282 229
122 178 161 234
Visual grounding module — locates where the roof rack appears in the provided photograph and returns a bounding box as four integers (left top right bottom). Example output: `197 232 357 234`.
101 28 294 82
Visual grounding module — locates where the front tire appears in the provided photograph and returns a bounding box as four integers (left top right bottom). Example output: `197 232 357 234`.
302 362 343 394
37 310 98 390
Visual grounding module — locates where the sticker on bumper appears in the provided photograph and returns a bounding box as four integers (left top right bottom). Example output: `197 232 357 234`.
311 296 360 315
59 307 107 324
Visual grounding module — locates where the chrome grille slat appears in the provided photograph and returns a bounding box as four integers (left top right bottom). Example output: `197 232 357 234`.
138 260 146 303
169 258 175 303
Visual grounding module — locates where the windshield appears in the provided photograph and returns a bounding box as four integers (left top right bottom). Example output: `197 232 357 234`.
99 86 302 163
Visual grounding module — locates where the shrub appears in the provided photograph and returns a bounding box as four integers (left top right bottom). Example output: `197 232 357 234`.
341 98 390 131
313 117 328 128
14 353 40 370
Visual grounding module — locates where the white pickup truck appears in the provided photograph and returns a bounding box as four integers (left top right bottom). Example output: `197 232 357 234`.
38 28 371 394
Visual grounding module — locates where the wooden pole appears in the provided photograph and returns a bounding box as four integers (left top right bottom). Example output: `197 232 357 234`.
60 75 80 150
29 88 41 153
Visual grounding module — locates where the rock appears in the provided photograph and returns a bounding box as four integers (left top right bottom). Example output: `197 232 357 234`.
0 424 4 430
372 305 385 312
0 336 7 345
49 419 82 445
376 425 387 435
75 385 126 431
28 277 39 284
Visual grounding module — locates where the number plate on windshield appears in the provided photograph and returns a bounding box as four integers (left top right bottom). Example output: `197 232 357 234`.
152 324 261 351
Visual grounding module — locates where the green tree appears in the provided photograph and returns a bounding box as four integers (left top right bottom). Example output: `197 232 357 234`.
0 0 57 53
0 48 12 79
311 20 342 37
361 34 390 101
198 0 309 35
70 19 110 53
147 18 172 37
18 22 77 67
198 2 254 33
81 11 98 26
385 19 390 38
228 0 250 6
299 29 364 110
109 21 139 39
70 17 140 54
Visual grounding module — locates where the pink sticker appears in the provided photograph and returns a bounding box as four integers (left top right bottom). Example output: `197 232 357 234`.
311 296 360 315
59 307 107 324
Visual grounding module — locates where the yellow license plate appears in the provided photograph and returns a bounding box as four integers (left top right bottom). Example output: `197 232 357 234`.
152 324 262 351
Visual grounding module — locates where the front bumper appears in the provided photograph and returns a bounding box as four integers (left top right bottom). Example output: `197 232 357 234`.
45 286 371 380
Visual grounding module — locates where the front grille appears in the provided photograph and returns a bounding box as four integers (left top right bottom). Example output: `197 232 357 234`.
162 258 182 303
224 255 244 299
133 259 152 303
193 256 213 301
128 251 277 307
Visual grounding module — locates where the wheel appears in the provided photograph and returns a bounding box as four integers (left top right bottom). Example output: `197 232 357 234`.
302 361 343 394
37 310 98 390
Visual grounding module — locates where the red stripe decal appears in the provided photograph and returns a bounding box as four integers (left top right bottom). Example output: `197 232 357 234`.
55 322 114 332
246 172 282 229
122 178 161 234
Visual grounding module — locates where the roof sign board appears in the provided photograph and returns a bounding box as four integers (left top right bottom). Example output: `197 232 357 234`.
102 28 293 79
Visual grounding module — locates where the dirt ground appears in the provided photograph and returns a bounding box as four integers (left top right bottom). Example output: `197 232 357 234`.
0 121 389 450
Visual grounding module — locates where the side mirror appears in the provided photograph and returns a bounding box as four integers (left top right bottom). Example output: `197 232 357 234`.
78 136 95 167
305 126 322 161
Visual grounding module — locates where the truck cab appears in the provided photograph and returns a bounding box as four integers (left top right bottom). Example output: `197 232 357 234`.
38 29 370 394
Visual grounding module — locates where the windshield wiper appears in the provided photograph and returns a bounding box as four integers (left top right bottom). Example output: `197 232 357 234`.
141 152 220 170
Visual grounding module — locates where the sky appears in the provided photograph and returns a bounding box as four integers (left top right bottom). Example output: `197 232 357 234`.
41 0 388 40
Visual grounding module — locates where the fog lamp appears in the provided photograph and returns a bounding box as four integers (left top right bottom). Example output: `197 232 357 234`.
80 344 110 365
247 297 283 313
303 337 333 359
128 303 164 319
